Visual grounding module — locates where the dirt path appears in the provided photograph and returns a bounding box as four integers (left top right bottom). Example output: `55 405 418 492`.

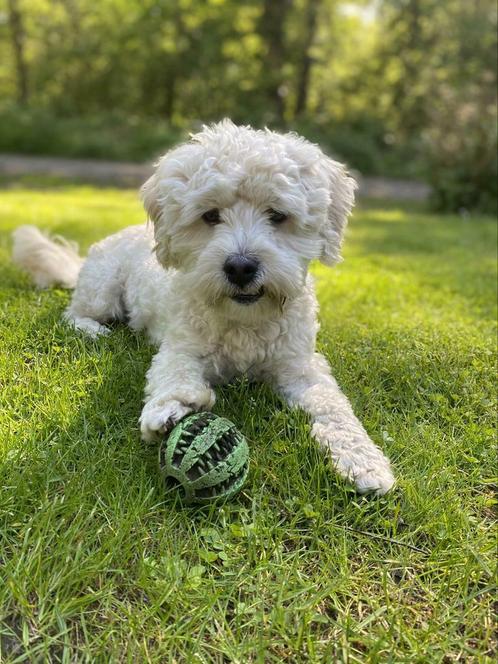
0 153 431 201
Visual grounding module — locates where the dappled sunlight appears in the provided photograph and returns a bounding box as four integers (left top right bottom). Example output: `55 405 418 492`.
0 186 143 251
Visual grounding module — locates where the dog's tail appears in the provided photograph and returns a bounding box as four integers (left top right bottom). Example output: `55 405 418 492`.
12 225 83 289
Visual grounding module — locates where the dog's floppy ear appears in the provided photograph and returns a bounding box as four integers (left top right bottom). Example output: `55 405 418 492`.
141 173 162 224
317 156 357 266
140 170 174 268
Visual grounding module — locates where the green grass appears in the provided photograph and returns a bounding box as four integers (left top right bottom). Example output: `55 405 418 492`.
0 184 496 662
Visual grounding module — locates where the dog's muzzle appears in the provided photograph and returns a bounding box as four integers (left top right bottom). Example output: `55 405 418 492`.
224 253 263 305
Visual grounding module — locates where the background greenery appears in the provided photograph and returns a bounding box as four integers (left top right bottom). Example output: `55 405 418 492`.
0 184 496 661
1 0 497 211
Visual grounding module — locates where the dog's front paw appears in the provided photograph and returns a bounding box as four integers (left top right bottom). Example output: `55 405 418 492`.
139 388 215 442
337 451 395 496
312 422 395 496
140 399 192 442
351 460 395 496
334 453 395 496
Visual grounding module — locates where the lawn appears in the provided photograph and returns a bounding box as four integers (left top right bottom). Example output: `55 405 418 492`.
0 183 496 662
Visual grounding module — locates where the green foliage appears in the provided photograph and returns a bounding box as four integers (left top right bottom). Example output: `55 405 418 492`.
0 104 181 161
374 0 498 213
1 184 496 660
0 0 496 210
296 114 425 178
424 81 498 214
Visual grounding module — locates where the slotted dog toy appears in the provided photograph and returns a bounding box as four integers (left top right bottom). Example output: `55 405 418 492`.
158 412 249 504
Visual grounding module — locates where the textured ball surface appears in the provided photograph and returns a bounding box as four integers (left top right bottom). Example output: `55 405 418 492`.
158 412 249 504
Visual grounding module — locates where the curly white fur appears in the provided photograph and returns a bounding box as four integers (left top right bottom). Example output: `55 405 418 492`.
12 120 394 495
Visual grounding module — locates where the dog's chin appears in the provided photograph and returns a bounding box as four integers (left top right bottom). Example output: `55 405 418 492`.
215 285 292 323
230 286 265 306
197 276 300 318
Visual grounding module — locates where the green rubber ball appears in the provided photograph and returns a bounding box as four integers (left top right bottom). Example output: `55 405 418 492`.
158 412 249 504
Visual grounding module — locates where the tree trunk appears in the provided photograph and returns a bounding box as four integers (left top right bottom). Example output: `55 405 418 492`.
389 0 425 133
295 0 320 117
7 0 29 104
258 0 292 122
161 8 189 122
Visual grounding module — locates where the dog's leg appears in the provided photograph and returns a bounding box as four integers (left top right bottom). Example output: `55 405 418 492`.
276 353 395 495
139 343 215 442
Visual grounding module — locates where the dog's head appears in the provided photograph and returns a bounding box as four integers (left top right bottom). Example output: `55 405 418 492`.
141 120 356 319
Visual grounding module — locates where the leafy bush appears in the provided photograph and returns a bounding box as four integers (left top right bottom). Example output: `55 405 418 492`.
423 83 497 214
294 115 425 179
0 104 427 180
0 105 182 162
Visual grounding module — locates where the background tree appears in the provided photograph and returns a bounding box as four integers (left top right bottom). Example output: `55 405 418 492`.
6 0 28 104
0 0 496 211
257 0 293 122
294 0 320 117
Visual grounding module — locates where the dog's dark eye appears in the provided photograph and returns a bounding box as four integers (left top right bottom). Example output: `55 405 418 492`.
202 209 221 225
267 209 288 224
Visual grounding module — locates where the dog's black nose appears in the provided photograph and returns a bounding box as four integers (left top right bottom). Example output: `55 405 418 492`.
223 254 259 288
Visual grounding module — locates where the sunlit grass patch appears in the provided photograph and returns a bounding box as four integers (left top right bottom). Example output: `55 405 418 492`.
0 185 496 662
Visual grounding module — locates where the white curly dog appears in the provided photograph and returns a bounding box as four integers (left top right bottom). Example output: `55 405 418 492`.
13 120 394 495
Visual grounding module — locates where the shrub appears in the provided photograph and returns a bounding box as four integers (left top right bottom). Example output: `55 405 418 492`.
423 82 497 214
0 105 182 162
294 115 425 179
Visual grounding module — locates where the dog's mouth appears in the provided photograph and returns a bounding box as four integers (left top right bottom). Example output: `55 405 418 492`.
231 287 265 305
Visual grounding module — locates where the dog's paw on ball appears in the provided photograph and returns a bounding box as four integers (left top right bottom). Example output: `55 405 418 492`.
140 399 194 442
